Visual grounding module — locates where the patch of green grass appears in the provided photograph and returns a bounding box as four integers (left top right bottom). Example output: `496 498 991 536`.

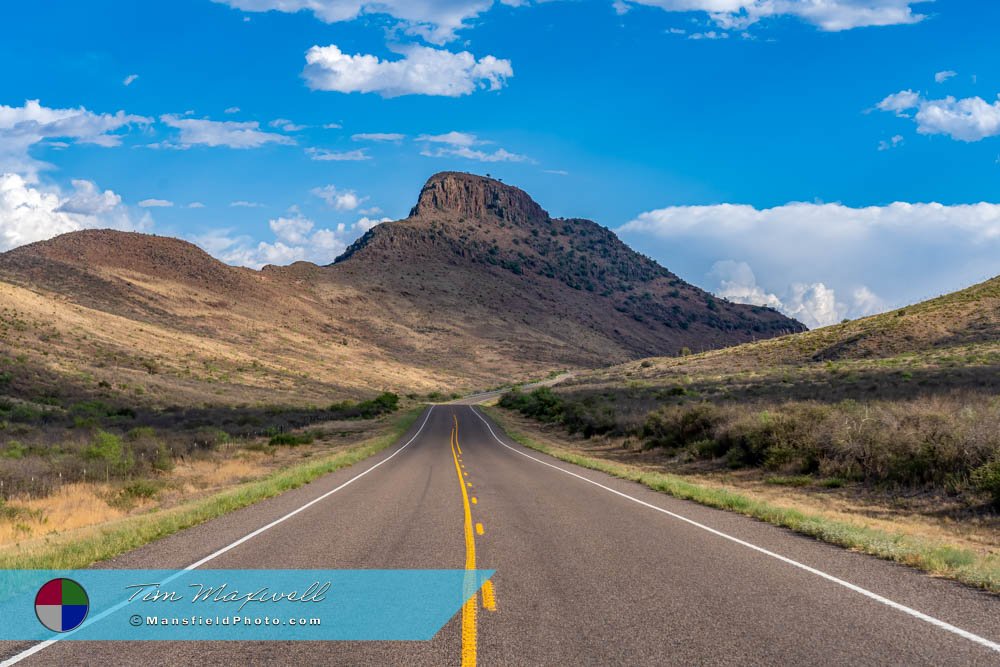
765 475 812 487
0 407 424 569
268 432 316 447
484 407 1000 594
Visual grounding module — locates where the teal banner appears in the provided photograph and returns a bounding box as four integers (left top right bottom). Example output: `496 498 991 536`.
0 569 493 641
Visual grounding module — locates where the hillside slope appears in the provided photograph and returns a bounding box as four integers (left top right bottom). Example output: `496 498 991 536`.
0 172 802 407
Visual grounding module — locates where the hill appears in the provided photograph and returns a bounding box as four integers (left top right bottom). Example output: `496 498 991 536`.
498 275 1000 506
0 172 802 408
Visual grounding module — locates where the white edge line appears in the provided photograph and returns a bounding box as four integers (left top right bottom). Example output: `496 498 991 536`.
469 406 1000 655
0 406 436 666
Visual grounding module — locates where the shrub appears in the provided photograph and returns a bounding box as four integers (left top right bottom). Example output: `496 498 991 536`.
83 431 133 475
269 432 315 447
642 404 721 451
972 459 1000 509
1 440 27 459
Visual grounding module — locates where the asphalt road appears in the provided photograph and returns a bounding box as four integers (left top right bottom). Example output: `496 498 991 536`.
2 405 999 666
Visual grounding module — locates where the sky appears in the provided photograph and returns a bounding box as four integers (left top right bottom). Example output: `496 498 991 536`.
1 0 999 328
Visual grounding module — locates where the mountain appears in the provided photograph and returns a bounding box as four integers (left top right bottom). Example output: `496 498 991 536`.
329 172 803 362
0 172 803 406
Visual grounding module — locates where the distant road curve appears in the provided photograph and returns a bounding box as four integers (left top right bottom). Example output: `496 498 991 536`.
448 371 575 405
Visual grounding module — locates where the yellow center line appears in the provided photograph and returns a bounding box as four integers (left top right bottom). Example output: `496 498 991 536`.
450 420 478 667
475 523 484 536
481 580 497 612
471 497 478 505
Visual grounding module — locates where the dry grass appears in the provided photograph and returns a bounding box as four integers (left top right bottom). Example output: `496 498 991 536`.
0 483 127 544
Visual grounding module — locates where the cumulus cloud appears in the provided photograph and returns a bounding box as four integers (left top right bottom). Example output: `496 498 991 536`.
711 260 882 328
935 70 957 83
303 44 512 98
196 211 386 269
352 132 405 142
619 200 1000 328
416 131 529 162
877 90 1000 142
305 147 370 161
0 100 150 181
158 115 297 149
311 184 365 211
123 74 139 86
618 0 928 32
213 0 519 44
0 173 149 252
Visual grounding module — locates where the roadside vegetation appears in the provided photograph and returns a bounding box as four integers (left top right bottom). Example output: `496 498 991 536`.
484 406 1000 593
500 387 1000 506
0 392 405 551
0 406 422 569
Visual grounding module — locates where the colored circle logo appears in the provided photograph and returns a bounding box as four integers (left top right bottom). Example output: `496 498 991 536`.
34 578 89 633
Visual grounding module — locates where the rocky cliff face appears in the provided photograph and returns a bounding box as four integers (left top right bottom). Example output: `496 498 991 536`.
408 171 548 224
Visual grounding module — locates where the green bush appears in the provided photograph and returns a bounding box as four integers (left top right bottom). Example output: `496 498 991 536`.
1 440 27 459
972 459 1000 509
83 431 133 475
269 432 315 447
643 404 721 451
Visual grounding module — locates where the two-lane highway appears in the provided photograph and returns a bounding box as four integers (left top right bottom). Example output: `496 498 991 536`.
2 405 999 665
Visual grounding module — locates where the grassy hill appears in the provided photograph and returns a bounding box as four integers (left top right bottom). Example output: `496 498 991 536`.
500 276 1000 507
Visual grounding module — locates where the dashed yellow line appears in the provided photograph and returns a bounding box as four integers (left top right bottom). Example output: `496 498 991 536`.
471 497 478 505
475 522 484 536
481 581 497 612
450 419 477 667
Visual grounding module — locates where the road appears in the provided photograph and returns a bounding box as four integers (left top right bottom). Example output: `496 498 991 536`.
2 405 999 665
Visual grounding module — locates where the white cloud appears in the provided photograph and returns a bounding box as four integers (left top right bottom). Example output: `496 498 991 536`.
619 1 928 32
230 200 265 208
416 131 529 162
352 132 405 142
305 147 370 161
196 211 383 269
303 44 512 98
354 215 391 232
269 118 309 132
877 134 904 151
323 122 343 129
0 100 150 181
935 70 957 83
224 106 241 114
187 202 206 208
876 89 920 116
311 184 365 211
0 173 149 252
689 31 729 40
877 90 1000 142
55 179 123 215
619 200 1000 326
417 131 478 146
544 169 569 175
213 0 516 44
710 260 881 328
159 115 297 148
123 74 139 86
138 198 174 208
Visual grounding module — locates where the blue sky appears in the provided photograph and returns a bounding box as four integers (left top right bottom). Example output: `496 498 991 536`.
1 0 999 327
